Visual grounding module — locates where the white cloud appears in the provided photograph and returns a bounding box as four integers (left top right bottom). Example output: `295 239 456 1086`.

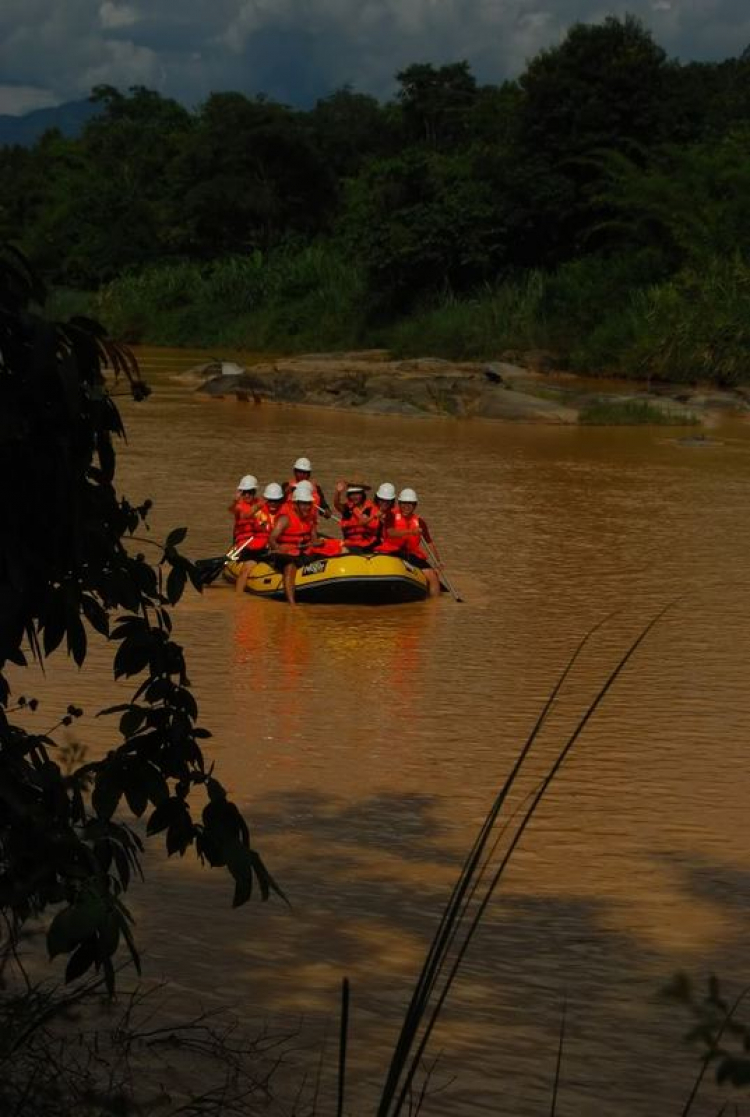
81 38 163 91
218 0 294 52
99 2 140 29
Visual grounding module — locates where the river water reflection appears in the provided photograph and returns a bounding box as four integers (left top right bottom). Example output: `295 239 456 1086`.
25 347 750 1114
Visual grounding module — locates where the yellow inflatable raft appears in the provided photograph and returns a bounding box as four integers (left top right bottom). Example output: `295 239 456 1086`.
224 553 429 604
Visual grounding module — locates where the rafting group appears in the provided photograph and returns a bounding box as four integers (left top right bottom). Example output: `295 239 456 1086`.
227 456 443 605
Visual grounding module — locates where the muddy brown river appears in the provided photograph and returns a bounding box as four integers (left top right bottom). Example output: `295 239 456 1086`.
16 347 750 1114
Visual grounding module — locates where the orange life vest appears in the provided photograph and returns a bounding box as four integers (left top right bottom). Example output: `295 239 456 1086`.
340 499 380 548
285 477 323 509
377 510 428 560
276 504 316 555
308 538 344 557
233 497 262 546
248 501 282 543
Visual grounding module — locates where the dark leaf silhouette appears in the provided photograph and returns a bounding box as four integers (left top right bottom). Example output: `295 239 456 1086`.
1 246 273 991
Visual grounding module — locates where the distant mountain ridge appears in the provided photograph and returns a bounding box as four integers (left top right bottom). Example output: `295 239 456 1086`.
0 99 100 146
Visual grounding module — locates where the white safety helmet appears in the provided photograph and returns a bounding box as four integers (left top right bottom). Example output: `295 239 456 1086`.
347 483 366 494
398 488 418 503
293 457 312 472
292 480 315 502
238 474 258 491
263 482 284 500
376 482 396 501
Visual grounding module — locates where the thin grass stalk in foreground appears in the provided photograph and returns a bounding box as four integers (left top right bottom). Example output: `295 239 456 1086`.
309 1019 329 1117
383 607 670 1117
681 986 750 1117
394 791 541 1113
410 1054 445 1117
373 789 542 1113
376 616 613 1116
393 607 669 1115
336 978 349 1117
419 783 541 1027
377 616 613 1115
550 997 566 1117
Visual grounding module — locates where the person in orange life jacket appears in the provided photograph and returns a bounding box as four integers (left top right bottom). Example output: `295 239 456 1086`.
267 480 320 605
229 475 263 593
333 480 380 552
372 481 396 545
283 456 332 518
233 482 286 594
229 474 261 547
378 488 442 598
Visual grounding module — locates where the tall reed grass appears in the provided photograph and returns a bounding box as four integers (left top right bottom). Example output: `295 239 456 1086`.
383 252 750 386
67 248 750 386
94 246 369 351
624 255 750 387
379 273 547 359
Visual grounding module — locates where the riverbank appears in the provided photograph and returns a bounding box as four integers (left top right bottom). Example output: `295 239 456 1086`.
50 248 750 390
179 351 750 426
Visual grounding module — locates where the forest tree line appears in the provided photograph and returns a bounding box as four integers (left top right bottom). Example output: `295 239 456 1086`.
2 15 750 381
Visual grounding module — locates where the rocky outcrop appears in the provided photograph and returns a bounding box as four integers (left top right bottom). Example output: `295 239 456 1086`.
675 435 723 447
472 386 578 423
173 360 246 386
184 351 750 424
190 353 581 423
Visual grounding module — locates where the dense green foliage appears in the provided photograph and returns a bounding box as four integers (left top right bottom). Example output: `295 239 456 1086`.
91 246 368 351
0 247 277 994
4 17 750 381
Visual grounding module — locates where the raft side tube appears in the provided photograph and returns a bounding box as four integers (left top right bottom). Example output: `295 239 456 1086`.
224 554 429 604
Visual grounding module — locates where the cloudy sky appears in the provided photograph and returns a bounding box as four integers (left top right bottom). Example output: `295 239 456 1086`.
1 0 748 115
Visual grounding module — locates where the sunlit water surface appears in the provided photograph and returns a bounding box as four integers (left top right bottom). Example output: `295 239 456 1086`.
17 347 750 1115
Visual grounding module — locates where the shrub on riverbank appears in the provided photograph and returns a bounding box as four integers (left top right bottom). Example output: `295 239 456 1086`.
383 252 750 384
623 256 750 387
379 273 547 359
92 246 369 351
568 256 750 385
379 251 666 361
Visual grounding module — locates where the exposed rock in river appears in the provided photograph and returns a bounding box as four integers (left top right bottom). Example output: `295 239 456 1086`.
184 351 750 424
173 359 247 386
675 435 724 447
472 386 578 423
191 353 580 423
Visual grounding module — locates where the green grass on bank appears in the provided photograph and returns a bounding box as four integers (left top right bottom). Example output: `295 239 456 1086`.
50 249 750 386
91 247 369 352
578 399 699 425
377 273 547 360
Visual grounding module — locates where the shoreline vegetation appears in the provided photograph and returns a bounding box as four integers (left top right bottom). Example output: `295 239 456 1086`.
5 15 750 395
47 245 750 397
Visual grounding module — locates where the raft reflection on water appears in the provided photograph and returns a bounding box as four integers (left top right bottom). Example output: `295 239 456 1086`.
232 600 437 769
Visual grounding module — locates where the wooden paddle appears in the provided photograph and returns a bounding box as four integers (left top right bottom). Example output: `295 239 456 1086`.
420 535 464 603
195 539 253 587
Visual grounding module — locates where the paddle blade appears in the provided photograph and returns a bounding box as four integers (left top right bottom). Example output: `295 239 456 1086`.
194 556 230 586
